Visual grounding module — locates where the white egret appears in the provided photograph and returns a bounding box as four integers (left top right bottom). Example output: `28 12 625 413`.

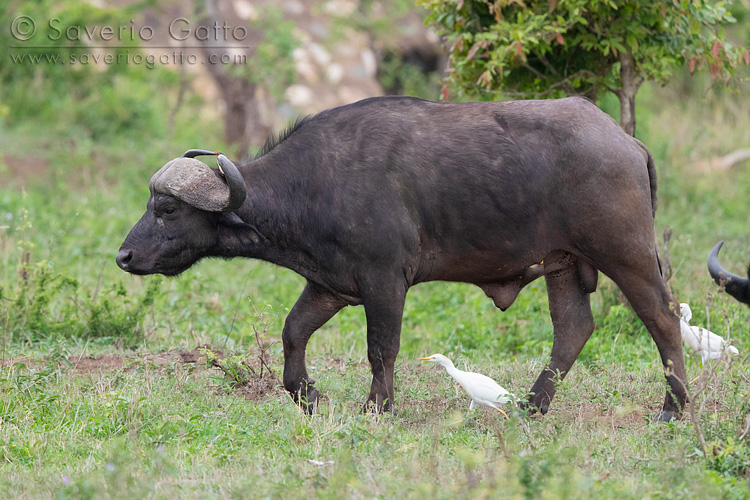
679 303 739 363
419 353 513 419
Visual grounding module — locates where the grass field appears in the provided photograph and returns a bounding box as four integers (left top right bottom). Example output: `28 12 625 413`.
1 59 750 498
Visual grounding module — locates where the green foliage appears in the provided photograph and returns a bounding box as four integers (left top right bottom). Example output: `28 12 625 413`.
419 0 749 100
378 51 443 98
1 1 191 142
234 6 299 100
708 436 750 478
200 348 257 386
336 0 424 40
1 257 162 345
1 197 162 345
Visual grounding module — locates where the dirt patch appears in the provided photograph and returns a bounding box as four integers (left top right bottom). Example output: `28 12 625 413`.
4 346 284 403
67 346 212 373
3 347 213 374
0 357 45 368
223 376 285 401
399 393 458 416
72 354 125 373
2 154 49 183
199 345 282 402
548 398 655 431
179 349 203 363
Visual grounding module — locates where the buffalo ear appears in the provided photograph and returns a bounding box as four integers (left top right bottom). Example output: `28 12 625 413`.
217 212 269 247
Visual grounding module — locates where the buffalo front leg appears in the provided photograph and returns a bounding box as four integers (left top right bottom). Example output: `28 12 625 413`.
525 262 595 415
283 282 346 414
361 280 407 413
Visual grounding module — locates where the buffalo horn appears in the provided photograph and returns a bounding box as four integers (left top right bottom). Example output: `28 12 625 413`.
707 241 750 305
149 150 247 212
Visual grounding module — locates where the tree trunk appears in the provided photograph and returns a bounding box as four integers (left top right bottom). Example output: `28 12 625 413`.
615 51 641 137
199 0 272 159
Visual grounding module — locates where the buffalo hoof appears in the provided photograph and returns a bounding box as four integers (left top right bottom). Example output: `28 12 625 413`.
300 387 319 415
290 385 319 415
519 395 549 416
362 397 392 415
654 410 681 423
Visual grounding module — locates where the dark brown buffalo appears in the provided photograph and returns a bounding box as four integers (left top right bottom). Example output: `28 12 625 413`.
117 96 687 420
708 241 750 305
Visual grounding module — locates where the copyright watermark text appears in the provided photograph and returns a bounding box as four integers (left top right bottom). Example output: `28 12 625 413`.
8 15 250 68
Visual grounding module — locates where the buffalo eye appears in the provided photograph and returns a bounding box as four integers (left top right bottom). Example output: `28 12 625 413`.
164 206 176 215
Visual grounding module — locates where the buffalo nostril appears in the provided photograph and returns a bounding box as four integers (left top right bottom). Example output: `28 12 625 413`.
116 249 133 269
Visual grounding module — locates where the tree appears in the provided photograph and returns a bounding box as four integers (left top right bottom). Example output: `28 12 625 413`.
197 0 298 158
420 0 749 135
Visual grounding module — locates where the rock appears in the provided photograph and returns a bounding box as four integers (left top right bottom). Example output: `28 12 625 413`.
285 84 315 107
233 0 258 21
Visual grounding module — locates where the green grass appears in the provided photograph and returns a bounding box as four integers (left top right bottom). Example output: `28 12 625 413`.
1 43 750 497
1 348 748 499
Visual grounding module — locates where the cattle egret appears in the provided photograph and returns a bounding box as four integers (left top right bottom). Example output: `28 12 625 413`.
679 303 739 363
419 353 513 418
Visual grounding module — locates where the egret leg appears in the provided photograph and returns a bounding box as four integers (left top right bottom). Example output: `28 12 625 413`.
525 261 595 415
361 276 407 413
283 282 346 414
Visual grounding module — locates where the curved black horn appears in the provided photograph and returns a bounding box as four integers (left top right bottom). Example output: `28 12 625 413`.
708 241 750 305
216 154 246 211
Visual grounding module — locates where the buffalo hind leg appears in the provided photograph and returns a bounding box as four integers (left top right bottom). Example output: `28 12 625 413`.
361 277 407 414
525 260 596 414
608 260 686 421
283 282 346 414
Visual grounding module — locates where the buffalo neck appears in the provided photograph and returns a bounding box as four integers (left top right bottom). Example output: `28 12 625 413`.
223 152 320 278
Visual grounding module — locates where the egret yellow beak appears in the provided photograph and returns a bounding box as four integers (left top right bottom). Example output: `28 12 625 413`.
418 357 432 361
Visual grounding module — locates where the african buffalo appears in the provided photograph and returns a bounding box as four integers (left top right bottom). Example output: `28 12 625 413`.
117 96 687 420
708 241 750 305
